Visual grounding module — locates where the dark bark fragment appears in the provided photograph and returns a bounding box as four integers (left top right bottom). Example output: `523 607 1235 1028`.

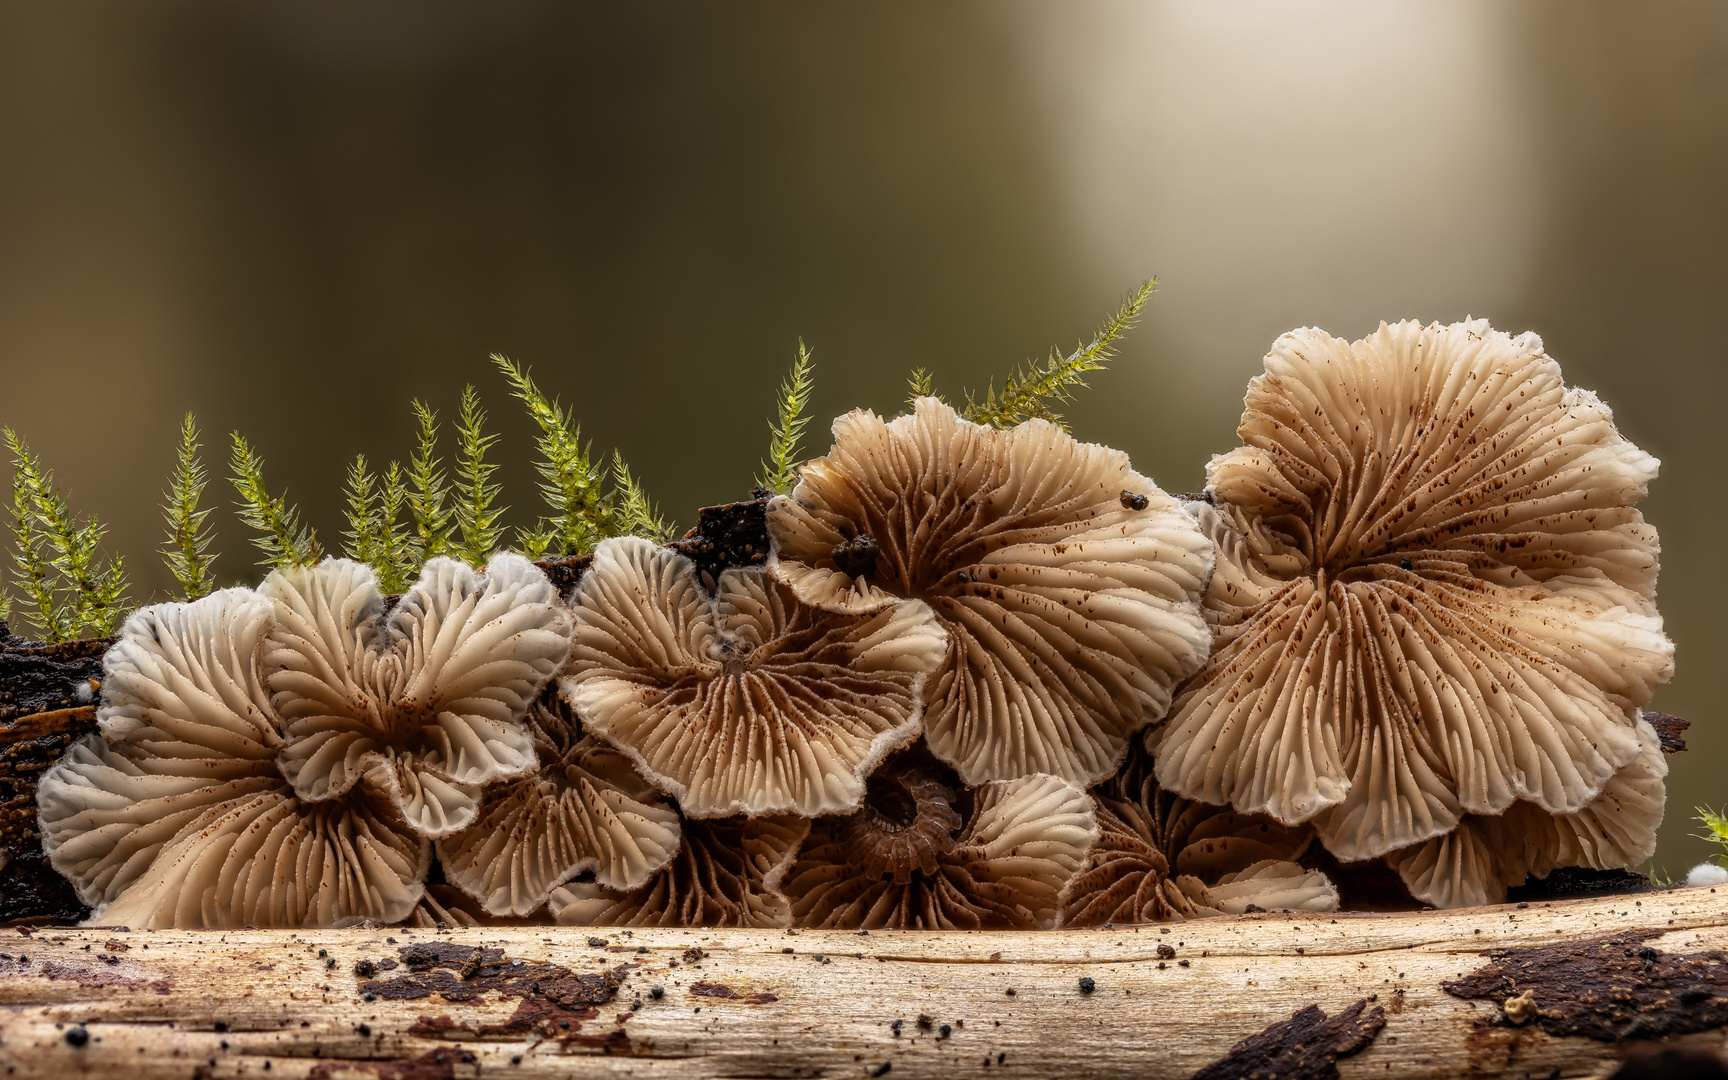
1442 929 1728 1042
1507 868 1653 903
1644 712 1690 755
1190 999 1386 1080
665 492 770 584
0 627 109 923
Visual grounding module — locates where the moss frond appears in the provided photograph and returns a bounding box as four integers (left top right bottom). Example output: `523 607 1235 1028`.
906 367 940 410
963 278 1156 430
757 340 815 495
452 384 505 566
5 429 72 641
162 413 217 601
494 354 608 556
5 428 128 639
375 461 415 593
230 433 319 569
1697 807 1728 868
609 452 673 542
342 453 382 567
405 400 452 564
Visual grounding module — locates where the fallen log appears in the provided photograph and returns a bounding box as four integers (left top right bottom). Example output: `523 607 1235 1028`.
4 889 1728 1079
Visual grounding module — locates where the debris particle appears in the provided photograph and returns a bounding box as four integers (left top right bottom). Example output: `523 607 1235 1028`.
354 960 377 978
939 1024 952 1038
650 986 665 1000
64 1027 89 1048
1503 991 1538 1025
870 1063 892 1077
1156 944 1176 960
1079 977 1096 994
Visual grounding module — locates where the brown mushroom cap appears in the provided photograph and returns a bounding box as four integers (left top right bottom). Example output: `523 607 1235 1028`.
1386 713 1667 908
1153 320 1673 864
561 537 946 818
435 693 682 916
265 554 571 838
785 758 1098 929
547 815 809 928
1057 743 1336 926
37 589 428 928
767 396 1213 787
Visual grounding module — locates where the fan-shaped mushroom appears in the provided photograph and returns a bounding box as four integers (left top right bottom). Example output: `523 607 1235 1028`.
561 537 947 818
1058 743 1337 926
37 589 428 928
436 693 682 916
1386 713 1667 908
784 755 1097 929
547 815 809 928
767 396 1213 788
1151 321 1673 899
266 553 572 838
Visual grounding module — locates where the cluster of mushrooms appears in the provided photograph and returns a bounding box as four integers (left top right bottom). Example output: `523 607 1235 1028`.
35 318 1674 929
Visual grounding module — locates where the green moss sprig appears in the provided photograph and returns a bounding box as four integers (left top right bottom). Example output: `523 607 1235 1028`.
161 413 217 601
758 340 815 495
5 427 129 639
230 433 320 569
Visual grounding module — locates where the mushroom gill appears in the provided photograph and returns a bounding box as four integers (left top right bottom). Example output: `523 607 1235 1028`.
1151 320 1674 892
784 756 1098 929
435 692 683 917
561 537 946 818
1386 713 1668 908
1057 744 1337 926
37 589 428 928
766 396 1213 788
547 815 809 928
265 553 573 838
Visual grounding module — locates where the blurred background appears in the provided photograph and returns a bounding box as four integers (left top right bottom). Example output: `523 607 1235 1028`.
1 0 1723 873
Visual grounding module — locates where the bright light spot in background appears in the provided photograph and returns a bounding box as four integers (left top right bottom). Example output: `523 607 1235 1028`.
1008 1 1546 473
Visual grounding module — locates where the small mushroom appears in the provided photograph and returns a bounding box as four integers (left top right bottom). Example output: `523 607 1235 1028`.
767 396 1213 787
1058 743 1337 926
37 589 428 928
560 537 947 818
1387 714 1667 908
435 692 683 917
547 815 809 928
1150 321 1673 898
784 754 1098 929
264 554 573 838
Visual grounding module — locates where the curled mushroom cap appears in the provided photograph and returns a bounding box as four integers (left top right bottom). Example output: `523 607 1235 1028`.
1386 713 1667 908
767 396 1213 787
547 815 809 928
37 589 427 928
1153 320 1674 867
265 553 572 838
1058 744 1337 926
561 537 946 818
784 756 1098 929
436 693 682 916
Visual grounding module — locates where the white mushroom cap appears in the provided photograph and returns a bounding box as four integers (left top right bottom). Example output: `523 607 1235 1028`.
1153 320 1673 863
785 765 1098 930
1386 712 1667 908
547 815 809 928
561 537 946 818
1200 860 1340 915
436 694 682 917
264 553 571 837
37 588 428 928
767 396 1213 787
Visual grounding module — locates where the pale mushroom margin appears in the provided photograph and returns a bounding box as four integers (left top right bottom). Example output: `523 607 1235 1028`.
1150 319 1674 906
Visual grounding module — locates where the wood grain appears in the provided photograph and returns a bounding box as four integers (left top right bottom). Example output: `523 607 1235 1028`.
4 888 1728 1079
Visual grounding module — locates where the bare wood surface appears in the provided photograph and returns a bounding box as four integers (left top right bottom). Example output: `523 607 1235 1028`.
4 888 1728 1079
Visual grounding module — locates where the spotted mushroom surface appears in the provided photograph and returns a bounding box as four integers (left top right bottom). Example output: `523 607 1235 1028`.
435 693 683 917
1150 320 1674 895
547 814 809 928
561 537 947 818
784 757 1098 929
767 396 1213 788
1386 713 1668 908
264 554 573 838
37 588 429 928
